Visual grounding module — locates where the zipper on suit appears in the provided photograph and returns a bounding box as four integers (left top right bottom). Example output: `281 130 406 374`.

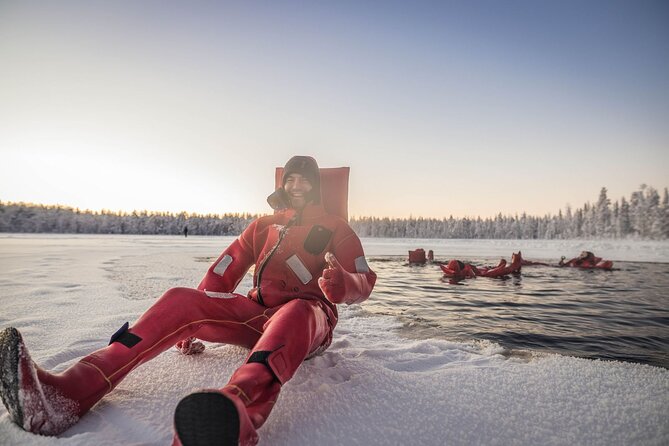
256 214 297 306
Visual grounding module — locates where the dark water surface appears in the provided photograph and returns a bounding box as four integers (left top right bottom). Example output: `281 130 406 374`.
365 257 669 368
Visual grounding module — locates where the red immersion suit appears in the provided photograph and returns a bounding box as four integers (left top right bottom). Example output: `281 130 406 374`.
440 252 523 280
477 252 522 277
0 185 376 445
560 251 613 269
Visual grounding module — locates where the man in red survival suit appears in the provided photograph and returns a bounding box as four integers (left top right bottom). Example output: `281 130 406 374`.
0 156 377 446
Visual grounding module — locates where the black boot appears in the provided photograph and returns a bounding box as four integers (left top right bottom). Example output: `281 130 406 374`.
173 391 241 446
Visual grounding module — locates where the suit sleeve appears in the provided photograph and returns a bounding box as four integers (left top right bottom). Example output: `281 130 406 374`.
197 220 257 292
329 224 377 305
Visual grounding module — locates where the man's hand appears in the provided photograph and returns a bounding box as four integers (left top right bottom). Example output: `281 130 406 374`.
318 252 348 304
175 337 205 355
319 251 376 305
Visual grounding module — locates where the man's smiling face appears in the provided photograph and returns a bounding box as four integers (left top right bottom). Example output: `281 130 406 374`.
284 173 313 210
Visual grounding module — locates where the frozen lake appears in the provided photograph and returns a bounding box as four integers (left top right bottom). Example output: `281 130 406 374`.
0 234 667 445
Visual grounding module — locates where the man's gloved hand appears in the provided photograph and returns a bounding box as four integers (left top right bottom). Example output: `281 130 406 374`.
318 252 347 304
175 337 205 355
318 252 372 305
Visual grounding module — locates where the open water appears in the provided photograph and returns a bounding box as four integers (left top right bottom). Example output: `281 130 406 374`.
364 256 669 369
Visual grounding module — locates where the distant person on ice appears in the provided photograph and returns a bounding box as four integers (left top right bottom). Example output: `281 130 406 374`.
183 225 188 237
0 156 377 446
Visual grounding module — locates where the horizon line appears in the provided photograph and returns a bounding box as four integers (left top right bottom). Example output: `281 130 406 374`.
3 185 665 221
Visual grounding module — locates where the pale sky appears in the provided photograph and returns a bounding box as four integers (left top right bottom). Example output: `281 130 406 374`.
1 1 667 219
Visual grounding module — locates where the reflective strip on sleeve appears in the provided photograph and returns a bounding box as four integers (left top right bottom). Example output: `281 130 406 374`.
354 256 370 273
204 290 237 299
286 255 313 285
213 255 233 276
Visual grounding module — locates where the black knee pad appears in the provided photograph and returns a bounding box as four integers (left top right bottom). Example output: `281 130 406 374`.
108 322 142 348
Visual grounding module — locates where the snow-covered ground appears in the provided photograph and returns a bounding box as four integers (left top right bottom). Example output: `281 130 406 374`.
0 234 667 445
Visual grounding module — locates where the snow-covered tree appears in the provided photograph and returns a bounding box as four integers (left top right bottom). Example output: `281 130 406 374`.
2 184 667 240
595 187 612 237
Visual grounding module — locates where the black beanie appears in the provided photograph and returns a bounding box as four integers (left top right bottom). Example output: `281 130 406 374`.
282 156 321 203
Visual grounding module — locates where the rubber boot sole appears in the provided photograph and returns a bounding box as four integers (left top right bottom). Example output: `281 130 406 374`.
0 327 23 428
174 392 240 446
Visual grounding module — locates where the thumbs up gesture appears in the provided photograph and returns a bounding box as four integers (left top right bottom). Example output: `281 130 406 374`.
319 251 376 305
318 252 348 304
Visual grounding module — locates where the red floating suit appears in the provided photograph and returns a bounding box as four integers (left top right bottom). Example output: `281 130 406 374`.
440 252 523 280
560 251 614 270
408 249 427 265
0 160 377 446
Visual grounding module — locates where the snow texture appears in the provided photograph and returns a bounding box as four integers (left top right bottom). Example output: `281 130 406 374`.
0 234 667 445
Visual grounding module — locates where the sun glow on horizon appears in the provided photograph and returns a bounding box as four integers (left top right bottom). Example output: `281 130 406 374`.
1 2 667 221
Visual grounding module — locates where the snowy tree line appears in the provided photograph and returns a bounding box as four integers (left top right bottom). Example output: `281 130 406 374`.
1 185 667 239
0 204 257 236
348 185 669 240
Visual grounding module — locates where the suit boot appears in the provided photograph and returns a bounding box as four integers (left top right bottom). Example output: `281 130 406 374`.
0 327 115 435
0 287 264 437
173 363 280 446
1 317 176 436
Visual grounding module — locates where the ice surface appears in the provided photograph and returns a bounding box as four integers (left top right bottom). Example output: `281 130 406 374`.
0 234 667 445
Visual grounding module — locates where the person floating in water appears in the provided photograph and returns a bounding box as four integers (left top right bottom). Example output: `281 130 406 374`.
0 155 377 446
440 252 523 280
559 250 597 267
559 251 613 269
